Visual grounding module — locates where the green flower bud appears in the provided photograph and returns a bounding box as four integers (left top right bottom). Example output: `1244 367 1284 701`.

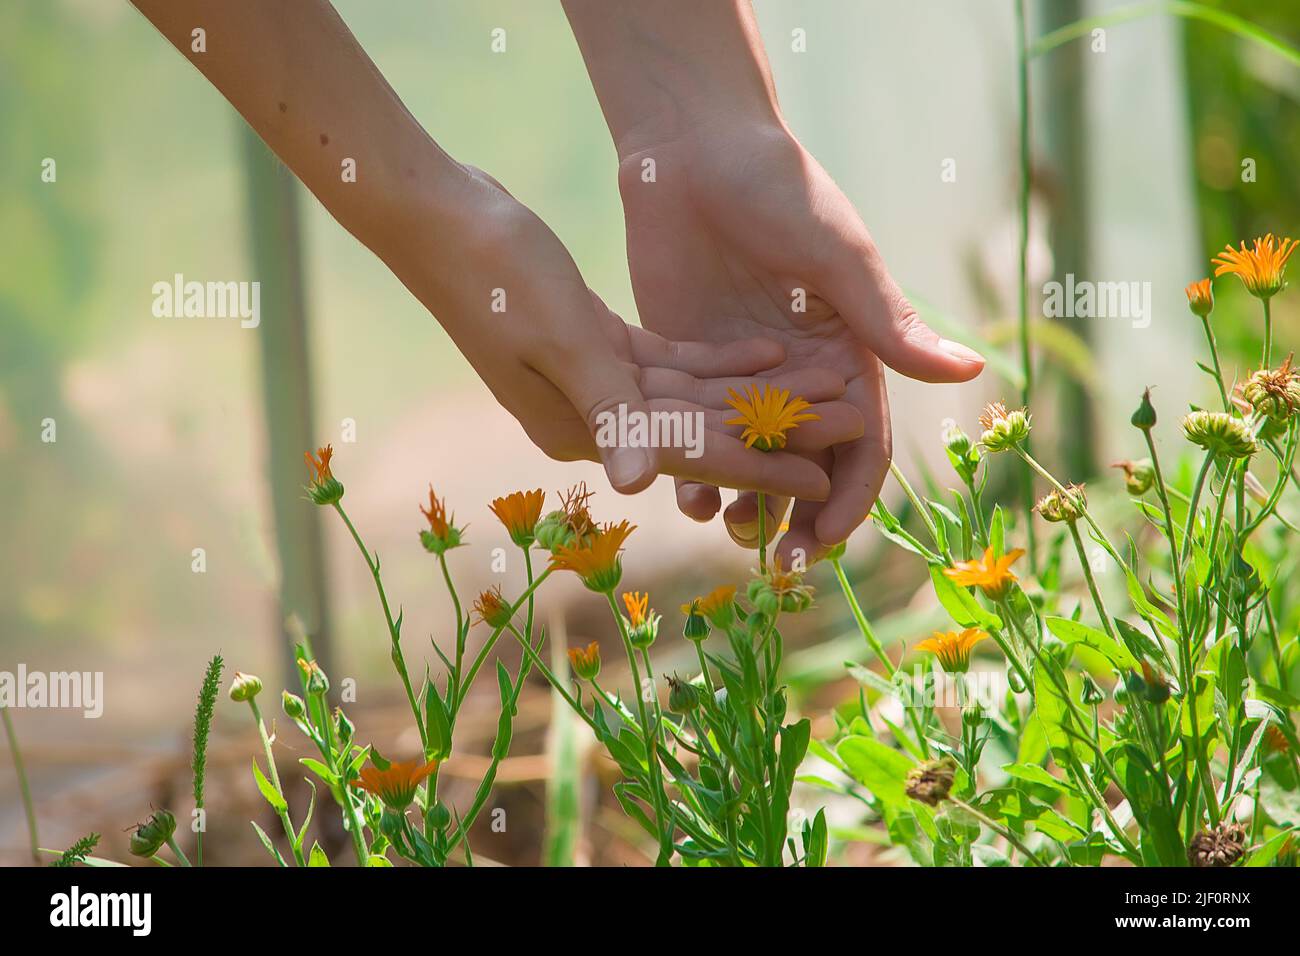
667 675 701 714
1035 483 1087 524
978 402 1032 453
1080 673 1105 706
334 708 354 743
228 671 263 702
129 808 177 858
1131 388 1157 431
1182 410 1257 460
1111 458 1155 496
533 510 575 552
282 691 306 720
298 659 330 697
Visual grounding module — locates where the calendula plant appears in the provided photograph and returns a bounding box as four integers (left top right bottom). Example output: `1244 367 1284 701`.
817 235 1300 867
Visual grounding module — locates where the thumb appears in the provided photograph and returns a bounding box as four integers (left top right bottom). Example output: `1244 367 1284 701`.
824 238 985 384
551 357 659 494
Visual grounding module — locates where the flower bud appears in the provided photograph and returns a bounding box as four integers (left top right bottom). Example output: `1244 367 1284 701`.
667 675 701 714
681 601 710 642
282 691 306 720
962 700 986 728
1111 458 1155 496
298 659 330 697
1080 673 1105 706
567 641 601 682
1131 388 1158 431
334 707 354 743
533 510 575 553
304 446 344 506
1242 356 1300 424
1184 278 1214 318
129 808 177 858
1182 410 1256 460
228 671 263 702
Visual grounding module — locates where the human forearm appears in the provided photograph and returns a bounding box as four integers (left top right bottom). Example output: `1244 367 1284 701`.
129 0 479 308
561 0 782 158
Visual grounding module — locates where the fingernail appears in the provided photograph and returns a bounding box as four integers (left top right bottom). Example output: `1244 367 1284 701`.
938 338 985 364
728 519 759 544
606 448 653 491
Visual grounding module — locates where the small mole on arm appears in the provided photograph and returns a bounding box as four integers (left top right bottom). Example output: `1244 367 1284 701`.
319 133 329 146
278 101 287 113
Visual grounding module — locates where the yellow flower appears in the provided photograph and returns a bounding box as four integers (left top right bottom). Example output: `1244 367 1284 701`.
419 487 464 554
943 546 1024 601
489 489 545 547
916 628 989 674
567 641 601 681
351 757 439 811
1212 234 1297 299
549 520 635 592
1185 278 1214 317
725 383 819 451
622 590 649 628
622 590 660 648
472 586 513 629
304 445 344 505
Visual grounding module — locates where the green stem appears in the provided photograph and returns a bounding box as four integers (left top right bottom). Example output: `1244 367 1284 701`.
949 795 1047 866
247 698 305 866
1180 452 1215 569
332 502 427 754
757 491 768 575
1199 315 1231 411
1067 520 1116 640
1014 0 1038 574
0 706 39 863
165 835 192 867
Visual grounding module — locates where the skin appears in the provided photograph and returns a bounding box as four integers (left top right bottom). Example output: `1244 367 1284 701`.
127 0 858 502
563 0 985 562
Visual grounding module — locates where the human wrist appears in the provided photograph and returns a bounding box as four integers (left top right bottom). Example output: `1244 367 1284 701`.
562 0 783 160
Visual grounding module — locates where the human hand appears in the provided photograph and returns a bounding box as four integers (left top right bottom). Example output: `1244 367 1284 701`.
616 121 985 562
397 164 865 501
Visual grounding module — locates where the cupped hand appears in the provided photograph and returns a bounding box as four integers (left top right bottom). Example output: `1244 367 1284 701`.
616 121 984 563
410 164 861 502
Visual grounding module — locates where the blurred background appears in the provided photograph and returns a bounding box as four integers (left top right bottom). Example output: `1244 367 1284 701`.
2 0 1297 865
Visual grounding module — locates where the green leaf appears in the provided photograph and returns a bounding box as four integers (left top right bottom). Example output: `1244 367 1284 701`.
252 759 288 814
249 821 287 866
424 678 453 761
307 841 330 867
837 735 915 819
928 565 1003 630
1045 616 1138 671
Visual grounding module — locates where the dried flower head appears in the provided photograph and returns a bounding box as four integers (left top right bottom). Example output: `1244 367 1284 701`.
905 757 958 807
1187 822 1247 868
535 483 597 552
489 489 545 548
1035 483 1087 524
724 383 819 451
1243 355 1300 423
1181 410 1257 460
977 401 1032 452
943 546 1024 601
915 628 989 674
1212 234 1297 299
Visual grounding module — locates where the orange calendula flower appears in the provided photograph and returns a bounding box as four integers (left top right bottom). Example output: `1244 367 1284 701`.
943 546 1024 601
549 520 635 593
1185 278 1214 317
489 489 545 548
725 383 819 451
621 590 660 648
1212 234 1298 299
568 641 601 681
472 586 513 629
916 628 989 674
304 445 344 505
351 757 439 811
419 487 464 555
681 585 737 627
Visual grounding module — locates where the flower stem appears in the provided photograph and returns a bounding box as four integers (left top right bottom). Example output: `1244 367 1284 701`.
0 706 39 863
1067 520 1116 640
247 698 305 866
949 794 1046 867
757 491 768 575
1263 297 1273 369
1199 315 1231 411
